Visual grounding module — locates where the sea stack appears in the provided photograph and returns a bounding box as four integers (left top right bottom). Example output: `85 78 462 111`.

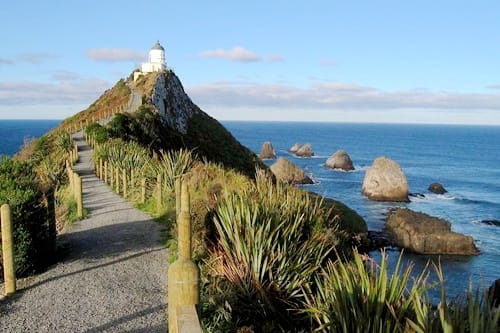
270 157 314 185
259 141 276 159
295 143 314 157
289 143 301 153
428 182 447 194
325 150 354 171
361 156 409 202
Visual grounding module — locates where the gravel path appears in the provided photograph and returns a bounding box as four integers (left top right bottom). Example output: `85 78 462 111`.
0 132 168 332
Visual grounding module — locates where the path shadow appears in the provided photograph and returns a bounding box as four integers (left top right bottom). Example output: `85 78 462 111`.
82 304 167 333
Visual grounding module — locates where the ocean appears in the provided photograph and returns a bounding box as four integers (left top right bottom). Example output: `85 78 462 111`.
2 119 498 299
0 120 61 156
223 121 500 299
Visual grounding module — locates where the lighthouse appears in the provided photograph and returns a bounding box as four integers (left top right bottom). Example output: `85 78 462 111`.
134 41 166 80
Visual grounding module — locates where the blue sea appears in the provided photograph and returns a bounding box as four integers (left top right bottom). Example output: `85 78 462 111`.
0 120 61 156
223 121 500 299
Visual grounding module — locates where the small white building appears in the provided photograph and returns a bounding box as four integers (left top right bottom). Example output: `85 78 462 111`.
134 41 166 81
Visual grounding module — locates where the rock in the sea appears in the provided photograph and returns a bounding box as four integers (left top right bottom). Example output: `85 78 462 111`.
325 150 354 171
385 208 479 255
488 279 500 308
428 182 447 194
289 143 301 153
270 157 314 185
259 141 276 159
361 157 409 202
295 143 314 157
480 220 500 227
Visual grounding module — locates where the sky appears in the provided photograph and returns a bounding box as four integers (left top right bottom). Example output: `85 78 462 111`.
1 1 500 125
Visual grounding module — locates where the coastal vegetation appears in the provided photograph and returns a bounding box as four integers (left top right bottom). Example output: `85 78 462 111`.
2 72 498 332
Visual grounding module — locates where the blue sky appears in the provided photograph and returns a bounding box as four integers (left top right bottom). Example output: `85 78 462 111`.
1 1 499 124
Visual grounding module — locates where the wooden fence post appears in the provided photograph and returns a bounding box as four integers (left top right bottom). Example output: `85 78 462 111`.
104 161 108 184
168 180 200 333
74 173 83 218
141 178 146 204
175 177 181 218
156 174 162 214
122 169 127 199
66 161 74 193
99 159 103 180
130 169 134 188
110 165 114 189
115 168 120 194
1 204 16 296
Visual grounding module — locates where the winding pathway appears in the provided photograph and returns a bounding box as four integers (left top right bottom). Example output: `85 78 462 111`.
0 132 168 332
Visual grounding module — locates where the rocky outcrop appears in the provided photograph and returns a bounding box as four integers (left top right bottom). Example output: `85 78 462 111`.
138 70 265 178
385 208 479 255
270 157 314 185
480 220 500 227
428 182 447 194
151 71 199 134
289 143 301 153
259 141 276 159
362 157 409 202
488 279 500 308
325 150 354 171
295 143 314 157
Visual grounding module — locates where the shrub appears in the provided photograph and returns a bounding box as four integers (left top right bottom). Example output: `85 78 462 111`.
85 123 109 144
303 250 430 332
0 157 55 279
202 171 349 331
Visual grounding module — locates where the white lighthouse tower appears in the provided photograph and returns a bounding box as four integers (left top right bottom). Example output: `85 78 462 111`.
134 41 166 80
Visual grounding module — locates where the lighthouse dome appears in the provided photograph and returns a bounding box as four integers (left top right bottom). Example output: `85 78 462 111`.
151 40 165 51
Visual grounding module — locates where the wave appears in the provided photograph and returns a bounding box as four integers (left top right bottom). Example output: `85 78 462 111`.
320 164 369 172
453 196 500 208
408 192 500 208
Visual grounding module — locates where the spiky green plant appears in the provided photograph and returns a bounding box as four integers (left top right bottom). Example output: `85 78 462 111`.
426 266 500 333
204 171 344 331
54 132 73 154
303 250 432 333
159 149 195 191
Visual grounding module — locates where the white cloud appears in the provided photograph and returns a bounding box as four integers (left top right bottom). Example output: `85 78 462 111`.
18 53 58 64
86 48 145 63
199 46 262 62
0 78 110 105
50 70 81 82
320 58 336 66
0 58 14 65
266 54 285 62
487 84 500 90
0 53 57 65
186 80 500 112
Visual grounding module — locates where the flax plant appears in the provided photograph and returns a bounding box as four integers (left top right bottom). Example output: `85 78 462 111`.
303 250 432 333
205 171 344 331
160 149 194 189
423 266 500 333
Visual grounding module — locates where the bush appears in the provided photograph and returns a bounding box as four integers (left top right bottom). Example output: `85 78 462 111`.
0 157 55 278
201 172 350 331
303 250 500 333
85 123 109 144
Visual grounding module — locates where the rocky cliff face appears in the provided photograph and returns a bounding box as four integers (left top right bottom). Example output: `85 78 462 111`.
141 70 264 178
151 71 199 134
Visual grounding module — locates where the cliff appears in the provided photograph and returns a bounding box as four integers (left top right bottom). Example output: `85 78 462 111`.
131 70 264 178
